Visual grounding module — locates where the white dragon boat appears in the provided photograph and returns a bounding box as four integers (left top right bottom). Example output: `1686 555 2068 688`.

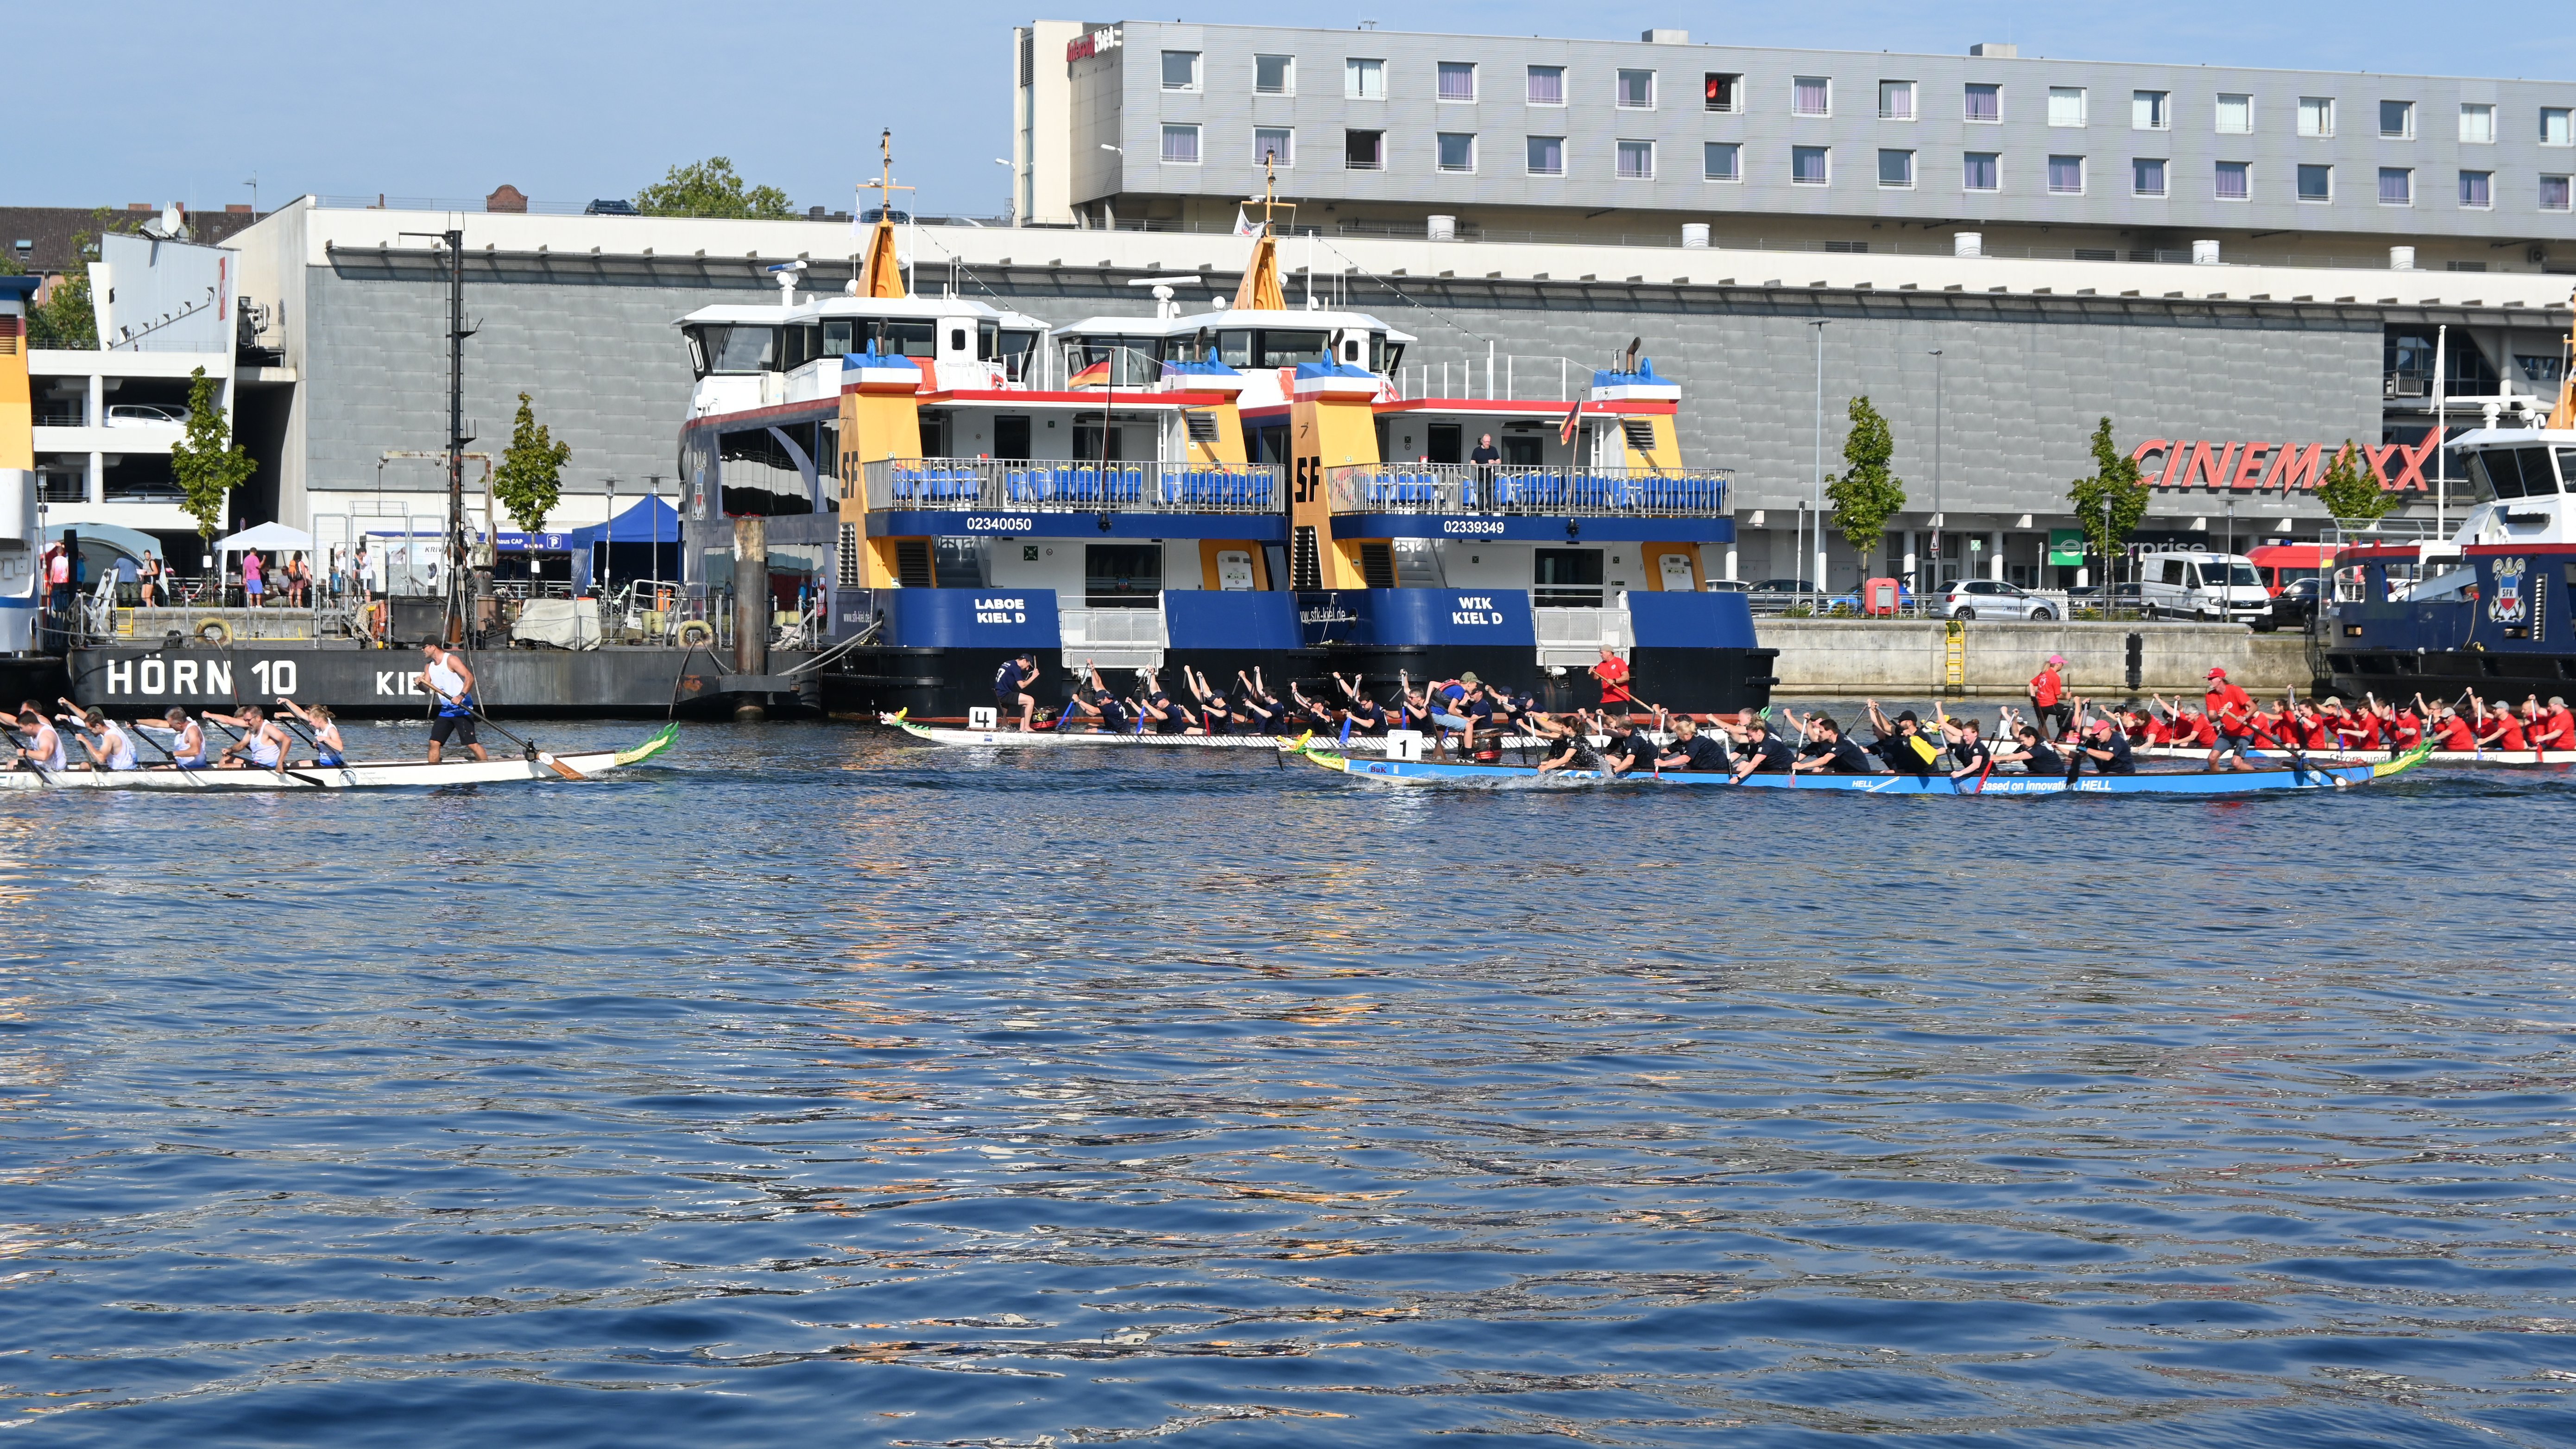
0 725 677 791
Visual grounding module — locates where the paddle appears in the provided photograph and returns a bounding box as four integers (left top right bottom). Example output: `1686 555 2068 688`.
117 717 210 788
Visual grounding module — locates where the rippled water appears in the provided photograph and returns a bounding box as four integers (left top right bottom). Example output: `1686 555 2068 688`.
3 711 2574 1446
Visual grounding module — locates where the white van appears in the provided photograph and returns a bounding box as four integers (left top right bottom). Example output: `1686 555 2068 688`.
2134 549 2273 626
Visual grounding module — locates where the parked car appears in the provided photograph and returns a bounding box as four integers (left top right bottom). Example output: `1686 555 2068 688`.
2067 582 2146 613
1940 578 2058 621
104 404 183 427
584 198 640 216
1744 577 1820 614
2264 575 2326 632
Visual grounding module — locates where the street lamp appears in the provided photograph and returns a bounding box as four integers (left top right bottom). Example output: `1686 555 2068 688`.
1809 319 1830 595
1928 348 1944 604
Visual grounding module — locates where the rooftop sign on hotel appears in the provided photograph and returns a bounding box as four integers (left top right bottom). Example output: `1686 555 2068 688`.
1067 26 1122 62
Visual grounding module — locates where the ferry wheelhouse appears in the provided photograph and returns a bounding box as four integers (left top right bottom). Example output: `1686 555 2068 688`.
2317 295 2576 699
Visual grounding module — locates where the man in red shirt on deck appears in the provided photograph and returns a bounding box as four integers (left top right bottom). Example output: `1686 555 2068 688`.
2204 667 2258 770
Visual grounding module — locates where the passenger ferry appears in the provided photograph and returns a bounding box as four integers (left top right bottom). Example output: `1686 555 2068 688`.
677 177 1771 721
2316 295 2576 702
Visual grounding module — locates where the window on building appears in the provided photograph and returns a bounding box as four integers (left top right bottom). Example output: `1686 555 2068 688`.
1878 80 1914 120
2048 154 2085 193
1437 133 1476 171
1619 139 1656 179
1345 57 1384 100
2297 163 2332 201
2460 103 2495 143
1705 72 1740 112
2379 166 2412 205
1253 127 1294 166
1793 76 1831 116
2459 168 2492 207
1528 64 1564 105
1791 145 1829 185
1345 129 1384 169
2215 159 2250 199
2048 87 2086 127
2216 93 2253 133
1527 135 1565 175
2544 108 2574 146
2542 174 2572 212
1617 69 1655 108
2133 157 2167 196
2380 100 2415 138
1964 151 1999 190
1965 82 2001 123
1161 50 1200 91
1704 141 1741 181
1437 61 1476 102
1878 148 1914 187
2297 97 2335 138
1161 124 1200 165
2134 90 2169 129
1255 54 1294 95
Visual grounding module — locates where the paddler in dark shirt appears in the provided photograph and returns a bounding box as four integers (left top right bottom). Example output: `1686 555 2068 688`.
1863 699 1941 775
1938 711 1994 780
1728 718 1797 781
2073 710 2137 774
1789 715 1875 774
1604 716 1662 776
1536 727 1604 775
1656 717 1730 772
1992 719 2063 774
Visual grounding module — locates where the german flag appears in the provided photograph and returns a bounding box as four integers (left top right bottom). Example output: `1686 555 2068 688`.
1067 359 1112 389
1557 397 1584 446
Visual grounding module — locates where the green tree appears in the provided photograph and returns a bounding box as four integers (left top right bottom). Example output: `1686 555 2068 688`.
168 366 255 539
26 261 97 350
1822 394 1907 576
634 157 795 219
490 392 572 534
2315 439 2397 528
2067 417 2152 576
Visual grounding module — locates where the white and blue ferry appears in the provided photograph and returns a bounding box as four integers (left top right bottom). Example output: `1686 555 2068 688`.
673 211 1772 721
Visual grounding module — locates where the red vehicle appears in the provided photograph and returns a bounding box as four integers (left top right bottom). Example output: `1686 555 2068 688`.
2245 542 2338 597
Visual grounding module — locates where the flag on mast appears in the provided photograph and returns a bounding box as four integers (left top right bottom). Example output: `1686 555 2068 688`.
1233 207 1258 237
1558 397 1585 447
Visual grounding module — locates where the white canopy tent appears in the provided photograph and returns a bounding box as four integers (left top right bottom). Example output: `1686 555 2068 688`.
212 522 315 556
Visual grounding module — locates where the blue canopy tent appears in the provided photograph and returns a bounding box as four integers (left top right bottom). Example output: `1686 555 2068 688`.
565 497 684 593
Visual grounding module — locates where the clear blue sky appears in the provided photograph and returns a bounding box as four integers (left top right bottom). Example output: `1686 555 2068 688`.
25 0 2572 217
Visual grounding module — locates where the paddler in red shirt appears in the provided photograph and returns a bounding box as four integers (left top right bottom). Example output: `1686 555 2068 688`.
2428 702 2477 752
2531 695 2576 754
2335 702 2382 752
2203 668 2261 770
2473 696 2529 753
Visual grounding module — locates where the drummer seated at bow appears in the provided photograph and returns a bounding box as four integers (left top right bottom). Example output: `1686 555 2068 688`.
205 704 294 772
1787 715 1875 774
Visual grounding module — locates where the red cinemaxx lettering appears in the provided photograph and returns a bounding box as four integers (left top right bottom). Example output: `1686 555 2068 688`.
2128 435 2438 492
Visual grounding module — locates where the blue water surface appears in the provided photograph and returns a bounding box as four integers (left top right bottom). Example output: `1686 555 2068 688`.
0 712 2572 1447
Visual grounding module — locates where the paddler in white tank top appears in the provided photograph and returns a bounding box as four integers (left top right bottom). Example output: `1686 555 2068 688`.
12 702 66 772
207 704 291 771
62 706 137 772
145 708 209 769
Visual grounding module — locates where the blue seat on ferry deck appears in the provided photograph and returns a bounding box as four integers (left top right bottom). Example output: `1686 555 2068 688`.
1109 468 1144 504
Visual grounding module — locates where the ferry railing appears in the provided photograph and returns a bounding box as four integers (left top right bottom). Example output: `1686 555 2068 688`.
862 457 1281 516
1326 462 1732 518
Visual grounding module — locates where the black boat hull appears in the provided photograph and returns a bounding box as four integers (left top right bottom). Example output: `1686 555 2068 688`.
64 644 819 720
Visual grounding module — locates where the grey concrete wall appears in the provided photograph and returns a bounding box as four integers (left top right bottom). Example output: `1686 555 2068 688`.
1766 619 2314 696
